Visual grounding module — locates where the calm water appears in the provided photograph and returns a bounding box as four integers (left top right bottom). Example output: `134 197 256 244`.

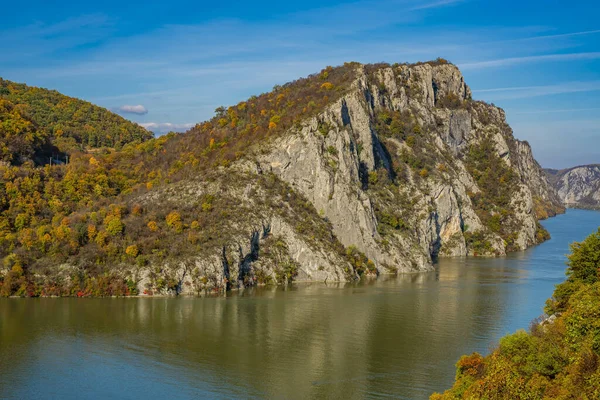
1 209 600 400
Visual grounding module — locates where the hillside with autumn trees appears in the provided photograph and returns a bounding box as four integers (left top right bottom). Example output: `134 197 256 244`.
431 229 600 399
0 63 370 296
0 78 152 165
0 60 563 297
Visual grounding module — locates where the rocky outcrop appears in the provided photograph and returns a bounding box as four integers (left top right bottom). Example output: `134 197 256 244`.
513 142 564 218
2 60 567 298
546 165 600 210
254 62 562 273
119 61 564 294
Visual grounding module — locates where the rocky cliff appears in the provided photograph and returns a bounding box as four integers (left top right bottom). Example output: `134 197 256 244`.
135 61 562 293
0 60 565 297
248 62 562 271
546 165 600 209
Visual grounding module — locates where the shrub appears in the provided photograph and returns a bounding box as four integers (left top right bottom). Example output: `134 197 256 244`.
165 211 183 232
566 228 600 284
147 221 158 232
104 215 123 236
125 245 139 257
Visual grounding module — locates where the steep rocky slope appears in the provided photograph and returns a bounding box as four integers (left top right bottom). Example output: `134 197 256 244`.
248 62 562 271
545 165 600 209
129 61 562 293
0 60 564 296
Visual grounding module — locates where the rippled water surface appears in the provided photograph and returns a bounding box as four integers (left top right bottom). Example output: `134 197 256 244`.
1 209 600 399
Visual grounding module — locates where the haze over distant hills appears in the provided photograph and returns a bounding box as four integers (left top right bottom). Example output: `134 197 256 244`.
545 165 600 210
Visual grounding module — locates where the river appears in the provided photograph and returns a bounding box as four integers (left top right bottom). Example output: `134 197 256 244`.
1 209 599 399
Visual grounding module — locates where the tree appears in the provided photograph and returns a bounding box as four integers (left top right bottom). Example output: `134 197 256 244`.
566 228 600 284
104 215 123 236
165 211 183 232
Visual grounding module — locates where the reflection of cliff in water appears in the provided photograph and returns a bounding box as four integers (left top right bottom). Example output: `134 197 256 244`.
3 209 599 400
0 264 519 400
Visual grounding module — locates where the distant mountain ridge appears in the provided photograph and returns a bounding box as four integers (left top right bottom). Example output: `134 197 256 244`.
545 165 600 210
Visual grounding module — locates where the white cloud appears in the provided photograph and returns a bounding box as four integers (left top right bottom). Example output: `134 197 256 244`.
469 52 600 70
472 80 600 99
511 107 600 115
459 52 600 70
117 104 148 115
410 0 466 11
515 29 600 42
140 122 194 134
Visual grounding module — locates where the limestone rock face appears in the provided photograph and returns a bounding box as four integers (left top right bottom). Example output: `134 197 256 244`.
132 173 354 295
546 165 600 210
125 61 564 293
255 62 562 273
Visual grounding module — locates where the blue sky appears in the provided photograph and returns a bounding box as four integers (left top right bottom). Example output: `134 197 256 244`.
1 0 598 168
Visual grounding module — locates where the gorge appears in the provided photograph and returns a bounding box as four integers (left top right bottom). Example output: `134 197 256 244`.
0 60 565 296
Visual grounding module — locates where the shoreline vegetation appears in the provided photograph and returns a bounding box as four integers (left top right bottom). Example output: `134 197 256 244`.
0 240 566 298
431 227 600 399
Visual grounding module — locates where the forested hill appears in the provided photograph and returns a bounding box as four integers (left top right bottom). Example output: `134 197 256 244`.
0 78 152 165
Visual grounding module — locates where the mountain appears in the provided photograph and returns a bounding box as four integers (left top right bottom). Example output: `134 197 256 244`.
545 165 600 210
0 78 152 165
0 60 564 297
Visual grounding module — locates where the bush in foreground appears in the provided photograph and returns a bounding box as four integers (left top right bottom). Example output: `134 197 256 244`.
432 228 600 399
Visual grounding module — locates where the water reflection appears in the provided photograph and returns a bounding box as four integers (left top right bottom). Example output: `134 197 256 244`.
1 209 599 400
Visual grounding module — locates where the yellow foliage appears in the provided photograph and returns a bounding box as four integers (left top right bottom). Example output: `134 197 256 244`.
103 215 123 236
268 121 277 130
321 82 334 90
131 204 142 215
147 221 158 232
18 228 35 249
87 224 97 240
125 245 139 257
187 231 199 244
89 157 100 167
11 264 24 276
95 231 107 246
165 212 182 232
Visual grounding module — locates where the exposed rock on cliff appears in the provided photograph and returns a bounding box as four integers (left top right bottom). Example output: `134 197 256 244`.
251 62 561 273
130 61 564 293
0 60 564 296
546 165 600 210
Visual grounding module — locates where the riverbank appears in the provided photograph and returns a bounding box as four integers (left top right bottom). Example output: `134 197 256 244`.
2 209 599 399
